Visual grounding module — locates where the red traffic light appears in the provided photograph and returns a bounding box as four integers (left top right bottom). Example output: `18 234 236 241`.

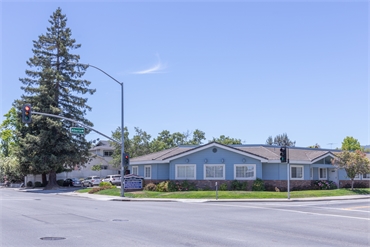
124 153 130 165
22 104 32 123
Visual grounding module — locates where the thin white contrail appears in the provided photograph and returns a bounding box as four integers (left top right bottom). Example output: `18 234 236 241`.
132 53 167 74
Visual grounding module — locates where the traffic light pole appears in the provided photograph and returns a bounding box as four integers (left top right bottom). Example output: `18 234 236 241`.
32 111 121 145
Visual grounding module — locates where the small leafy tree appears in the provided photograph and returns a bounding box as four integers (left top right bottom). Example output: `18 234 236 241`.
341 136 362 151
332 150 370 190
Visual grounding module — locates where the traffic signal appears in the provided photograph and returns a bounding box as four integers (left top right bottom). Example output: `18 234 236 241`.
124 153 130 165
280 147 287 163
22 104 32 123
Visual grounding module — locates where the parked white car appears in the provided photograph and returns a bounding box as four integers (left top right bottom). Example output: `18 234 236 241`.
102 175 121 185
81 176 101 187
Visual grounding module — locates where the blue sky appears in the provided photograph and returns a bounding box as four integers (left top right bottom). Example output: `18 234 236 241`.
1 0 369 149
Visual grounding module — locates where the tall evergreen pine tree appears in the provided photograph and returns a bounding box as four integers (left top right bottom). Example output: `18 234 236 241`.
15 7 95 189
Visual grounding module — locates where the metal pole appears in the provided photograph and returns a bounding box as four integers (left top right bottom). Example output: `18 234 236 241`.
287 147 290 199
120 83 125 197
73 63 126 197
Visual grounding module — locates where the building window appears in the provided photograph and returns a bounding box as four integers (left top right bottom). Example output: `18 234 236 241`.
100 165 108 170
234 164 256 180
175 164 196 179
362 174 370 180
104 151 113 157
144 165 151 179
291 165 304 180
204 164 225 180
319 168 327 180
132 166 138 175
354 174 361 180
310 168 313 180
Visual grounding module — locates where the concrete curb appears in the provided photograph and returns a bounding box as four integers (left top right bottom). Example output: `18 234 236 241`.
13 188 370 202
59 192 370 203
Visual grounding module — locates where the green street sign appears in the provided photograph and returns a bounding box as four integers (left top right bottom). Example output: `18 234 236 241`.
70 127 85 134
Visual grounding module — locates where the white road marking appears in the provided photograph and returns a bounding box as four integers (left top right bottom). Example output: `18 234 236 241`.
205 203 370 221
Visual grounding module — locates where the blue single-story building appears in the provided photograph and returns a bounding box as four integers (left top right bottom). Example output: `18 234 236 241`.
129 142 370 190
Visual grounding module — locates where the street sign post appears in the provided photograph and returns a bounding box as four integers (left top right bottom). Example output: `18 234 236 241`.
70 127 85 134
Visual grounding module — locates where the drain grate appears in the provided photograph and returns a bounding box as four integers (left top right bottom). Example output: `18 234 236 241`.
40 237 66 241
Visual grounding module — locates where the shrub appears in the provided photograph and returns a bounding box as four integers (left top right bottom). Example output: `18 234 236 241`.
313 180 337 190
88 183 115 194
34 181 43 187
230 180 248 191
219 183 228 191
57 179 64 186
167 181 177 192
252 178 265 191
156 181 170 192
173 180 198 191
99 182 111 187
26 181 33 187
144 182 157 191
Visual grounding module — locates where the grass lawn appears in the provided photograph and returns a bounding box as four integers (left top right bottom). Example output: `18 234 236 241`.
77 188 370 199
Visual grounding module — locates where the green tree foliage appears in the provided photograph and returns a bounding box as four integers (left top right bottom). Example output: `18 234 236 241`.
14 8 95 189
211 135 242 145
151 129 206 152
266 133 296 146
110 126 131 169
308 143 320 148
0 107 20 157
341 136 362 151
110 127 206 167
332 150 370 190
0 156 23 182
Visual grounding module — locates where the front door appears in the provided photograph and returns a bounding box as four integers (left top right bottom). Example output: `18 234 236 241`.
328 168 339 187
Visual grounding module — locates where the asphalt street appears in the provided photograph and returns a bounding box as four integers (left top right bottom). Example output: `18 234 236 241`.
1 188 369 247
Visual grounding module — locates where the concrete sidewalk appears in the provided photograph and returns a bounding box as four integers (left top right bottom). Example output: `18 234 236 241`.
57 190 370 203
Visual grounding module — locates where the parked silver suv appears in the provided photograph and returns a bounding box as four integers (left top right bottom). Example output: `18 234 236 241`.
81 176 101 187
102 175 121 185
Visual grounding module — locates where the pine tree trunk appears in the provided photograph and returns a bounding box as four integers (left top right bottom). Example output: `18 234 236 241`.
45 170 59 190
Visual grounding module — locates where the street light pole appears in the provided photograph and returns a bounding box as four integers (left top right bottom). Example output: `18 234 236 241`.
78 63 125 197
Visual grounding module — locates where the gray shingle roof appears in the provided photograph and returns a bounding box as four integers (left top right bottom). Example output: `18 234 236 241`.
130 142 345 164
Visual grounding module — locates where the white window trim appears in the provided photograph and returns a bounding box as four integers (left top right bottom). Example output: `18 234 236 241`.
132 166 138 175
362 174 370 180
290 165 304 180
175 164 196 180
319 168 327 180
354 174 361 180
144 165 151 179
204 164 225 180
310 168 313 180
234 164 256 180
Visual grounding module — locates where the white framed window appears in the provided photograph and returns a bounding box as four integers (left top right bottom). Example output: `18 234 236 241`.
291 165 304 180
310 168 313 180
144 165 151 179
319 168 327 180
104 151 113 156
204 164 225 180
132 166 138 175
362 174 370 180
175 164 196 179
354 174 361 180
234 164 256 180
